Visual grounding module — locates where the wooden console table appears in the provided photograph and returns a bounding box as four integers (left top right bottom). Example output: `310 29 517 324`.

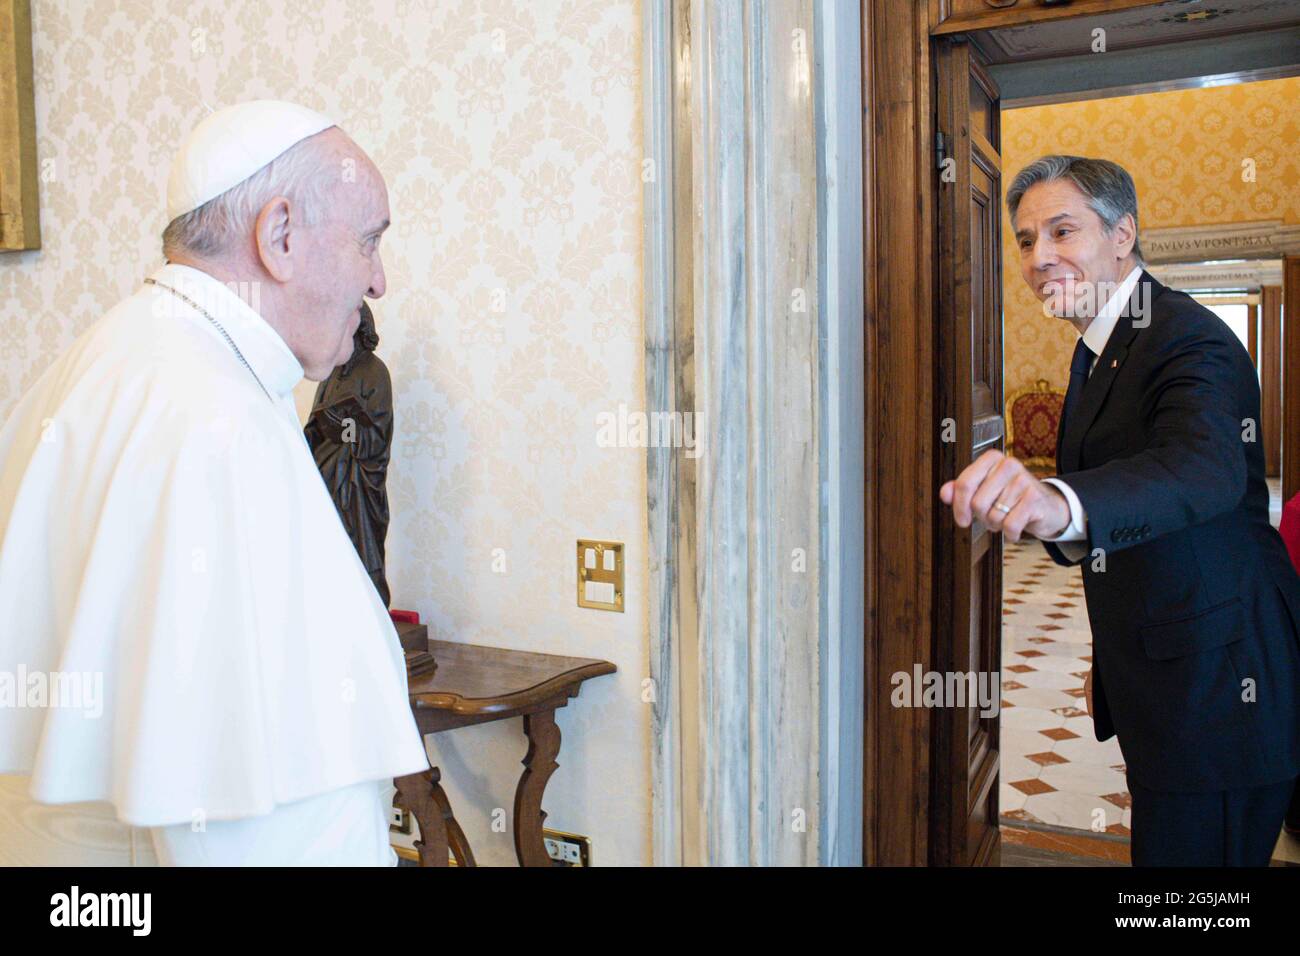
392 634 616 867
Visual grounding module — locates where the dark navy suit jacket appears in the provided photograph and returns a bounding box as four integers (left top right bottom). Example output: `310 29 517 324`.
1043 270 1300 792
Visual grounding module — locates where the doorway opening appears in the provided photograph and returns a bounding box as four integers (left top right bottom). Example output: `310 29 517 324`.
859 0 1300 867
927 1 1300 867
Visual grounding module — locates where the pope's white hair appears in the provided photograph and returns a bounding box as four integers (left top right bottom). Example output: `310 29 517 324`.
161 127 339 260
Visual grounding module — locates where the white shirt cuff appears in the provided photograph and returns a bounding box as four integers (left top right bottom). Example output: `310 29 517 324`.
1039 477 1087 542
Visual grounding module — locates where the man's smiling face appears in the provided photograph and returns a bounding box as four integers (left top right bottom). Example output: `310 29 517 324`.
1013 178 1134 321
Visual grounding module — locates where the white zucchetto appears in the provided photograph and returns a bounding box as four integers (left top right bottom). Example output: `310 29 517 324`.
165 99 336 221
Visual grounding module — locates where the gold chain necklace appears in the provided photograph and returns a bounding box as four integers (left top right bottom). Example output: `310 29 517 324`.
144 277 273 403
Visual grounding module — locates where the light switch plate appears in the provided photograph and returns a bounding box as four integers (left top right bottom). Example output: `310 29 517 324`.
577 539 624 612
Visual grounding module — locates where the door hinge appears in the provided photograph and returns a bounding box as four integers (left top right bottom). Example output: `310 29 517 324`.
935 130 948 170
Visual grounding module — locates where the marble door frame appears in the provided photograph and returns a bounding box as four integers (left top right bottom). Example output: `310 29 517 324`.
641 0 863 867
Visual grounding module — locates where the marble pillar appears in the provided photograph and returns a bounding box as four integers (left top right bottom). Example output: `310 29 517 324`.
644 0 859 866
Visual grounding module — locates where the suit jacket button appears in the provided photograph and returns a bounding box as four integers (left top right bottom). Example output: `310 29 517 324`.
1111 530 1121 543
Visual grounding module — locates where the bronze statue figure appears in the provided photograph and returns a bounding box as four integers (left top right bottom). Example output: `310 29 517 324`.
305 301 394 607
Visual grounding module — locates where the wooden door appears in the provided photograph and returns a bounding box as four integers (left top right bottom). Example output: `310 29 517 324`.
932 36 1004 867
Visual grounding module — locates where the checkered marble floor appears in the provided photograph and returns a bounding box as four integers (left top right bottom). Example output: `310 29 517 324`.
999 540 1130 837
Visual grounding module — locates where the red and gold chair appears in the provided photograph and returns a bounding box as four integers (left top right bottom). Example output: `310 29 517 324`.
1006 378 1066 477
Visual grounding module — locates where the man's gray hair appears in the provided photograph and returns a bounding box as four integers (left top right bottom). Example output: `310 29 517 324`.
1006 154 1144 263
161 128 339 260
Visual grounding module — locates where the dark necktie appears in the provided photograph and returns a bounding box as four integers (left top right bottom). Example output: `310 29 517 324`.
1057 337 1094 466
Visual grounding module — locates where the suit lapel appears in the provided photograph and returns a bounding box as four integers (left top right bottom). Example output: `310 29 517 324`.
1056 404 1067 470
1055 365 1077 468
1058 271 1164 474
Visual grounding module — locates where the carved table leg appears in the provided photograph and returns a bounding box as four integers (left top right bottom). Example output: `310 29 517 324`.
513 709 561 866
433 776 477 867
395 767 477 867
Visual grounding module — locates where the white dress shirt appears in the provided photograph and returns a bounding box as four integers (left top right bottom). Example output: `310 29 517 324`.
1037 265 1143 548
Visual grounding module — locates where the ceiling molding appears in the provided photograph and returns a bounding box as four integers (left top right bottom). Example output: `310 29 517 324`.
975 0 1300 64
992 24 1300 108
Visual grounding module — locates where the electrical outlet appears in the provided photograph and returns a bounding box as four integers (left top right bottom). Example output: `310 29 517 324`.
389 806 412 834
541 828 592 866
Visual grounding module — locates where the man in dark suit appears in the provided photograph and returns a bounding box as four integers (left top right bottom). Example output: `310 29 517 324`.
940 154 1300 866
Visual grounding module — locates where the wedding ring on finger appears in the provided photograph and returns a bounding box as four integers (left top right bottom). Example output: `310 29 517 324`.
993 501 1013 515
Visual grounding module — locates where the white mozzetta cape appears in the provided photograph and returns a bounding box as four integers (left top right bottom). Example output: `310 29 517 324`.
0 263 429 826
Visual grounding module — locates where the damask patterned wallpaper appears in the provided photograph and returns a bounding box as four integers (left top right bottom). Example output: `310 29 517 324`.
0 0 649 865
1002 76 1300 403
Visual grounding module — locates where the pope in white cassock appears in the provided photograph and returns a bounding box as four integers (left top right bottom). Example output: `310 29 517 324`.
0 100 430 864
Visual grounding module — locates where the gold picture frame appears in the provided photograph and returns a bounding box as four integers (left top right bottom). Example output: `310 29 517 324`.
1 0 39 251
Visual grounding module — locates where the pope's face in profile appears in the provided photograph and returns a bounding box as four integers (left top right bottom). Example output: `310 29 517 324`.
292 129 390 380
1012 178 1134 322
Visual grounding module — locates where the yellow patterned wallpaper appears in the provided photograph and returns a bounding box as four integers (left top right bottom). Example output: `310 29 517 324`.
0 0 648 866
1002 76 1300 402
